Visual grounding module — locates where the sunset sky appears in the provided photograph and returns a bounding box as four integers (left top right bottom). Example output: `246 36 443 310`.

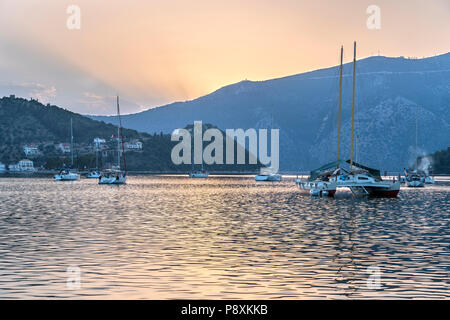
0 0 449 114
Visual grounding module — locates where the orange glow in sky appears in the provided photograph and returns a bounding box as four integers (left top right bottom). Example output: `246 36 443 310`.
0 0 449 114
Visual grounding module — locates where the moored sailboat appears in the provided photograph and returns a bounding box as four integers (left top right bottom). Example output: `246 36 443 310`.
99 96 127 185
54 118 80 181
297 42 400 197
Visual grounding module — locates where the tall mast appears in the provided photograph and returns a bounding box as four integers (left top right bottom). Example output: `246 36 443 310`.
416 104 418 169
117 96 120 168
117 96 127 173
70 117 74 167
336 45 343 164
95 143 99 169
350 41 356 168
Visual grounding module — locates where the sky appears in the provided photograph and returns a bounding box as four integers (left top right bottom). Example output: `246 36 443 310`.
0 0 449 115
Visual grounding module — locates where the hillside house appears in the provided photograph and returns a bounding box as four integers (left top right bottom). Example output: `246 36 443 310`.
23 145 40 156
58 143 71 153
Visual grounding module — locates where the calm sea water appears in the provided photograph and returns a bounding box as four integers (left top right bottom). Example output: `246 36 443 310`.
0 175 448 299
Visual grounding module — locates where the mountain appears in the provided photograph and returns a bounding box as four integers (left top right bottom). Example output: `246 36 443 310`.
0 96 260 172
90 52 450 171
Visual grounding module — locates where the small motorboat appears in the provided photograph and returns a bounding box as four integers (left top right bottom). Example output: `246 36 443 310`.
54 168 80 181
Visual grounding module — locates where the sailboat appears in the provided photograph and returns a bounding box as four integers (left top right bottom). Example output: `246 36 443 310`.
99 96 127 185
189 125 209 178
297 42 400 197
189 162 208 178
86 143 101 178
405 105 430 187
255 108 281 181
54 118 80 181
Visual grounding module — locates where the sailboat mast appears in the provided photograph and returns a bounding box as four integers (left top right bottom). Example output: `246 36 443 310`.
337 46 343 163
95 143 99 169
350 41 356 168
70 117 74 167
117 96 127 173
416 104 418 169
117 97 120 168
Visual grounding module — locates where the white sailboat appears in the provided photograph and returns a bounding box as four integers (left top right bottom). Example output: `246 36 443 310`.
189 132 208 178
86 143 101 178
54 118 80 181
406 105 427 187
99 96 127 185
189 162 209 178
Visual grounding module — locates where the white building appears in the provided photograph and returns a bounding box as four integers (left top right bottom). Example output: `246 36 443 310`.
0 162 6 172
23 145 40 156
93 138 106 147
8 164 20 172
19 159 36 172
58 143 71 153
124 141 143 150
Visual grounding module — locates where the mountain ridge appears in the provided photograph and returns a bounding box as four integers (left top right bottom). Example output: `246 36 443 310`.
89 52 450 171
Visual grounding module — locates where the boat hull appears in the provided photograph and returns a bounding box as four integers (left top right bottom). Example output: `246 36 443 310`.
297 180 336 197
86 172 101 178
255 174 282 182
189 173 208 178
54 173 80 181
99 175 127 185
406 180 425 188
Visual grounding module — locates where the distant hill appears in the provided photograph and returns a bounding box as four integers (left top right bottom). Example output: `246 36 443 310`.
0 96 260 172
90 52 450 172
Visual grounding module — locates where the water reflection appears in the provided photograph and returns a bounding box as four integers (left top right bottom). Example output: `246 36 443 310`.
0 176 448 299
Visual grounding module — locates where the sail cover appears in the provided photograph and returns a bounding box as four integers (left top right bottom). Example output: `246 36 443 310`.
308 160 381 181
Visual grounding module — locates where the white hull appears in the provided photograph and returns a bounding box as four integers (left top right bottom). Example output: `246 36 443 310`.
99 174 127 184
54 173 80 181
86 172 102 178
407 180 425 188
297 179 337 196
189 173 208 178
255 174 282 181
425 176 435 184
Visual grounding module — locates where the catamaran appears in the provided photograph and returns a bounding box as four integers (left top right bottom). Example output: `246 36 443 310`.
99 96 127 185
297 42 400 197
54 118 80 181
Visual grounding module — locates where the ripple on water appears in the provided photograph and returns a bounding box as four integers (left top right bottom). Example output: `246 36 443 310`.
0 176 448 299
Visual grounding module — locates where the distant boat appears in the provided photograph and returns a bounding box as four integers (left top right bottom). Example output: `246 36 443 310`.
189 168 209 179
189 140 208 178
86 140 101 178
255 167 281 181
99 96 127 185
54 168 80 181
54 118 80 181
405 169 425 187
86 170 101 179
